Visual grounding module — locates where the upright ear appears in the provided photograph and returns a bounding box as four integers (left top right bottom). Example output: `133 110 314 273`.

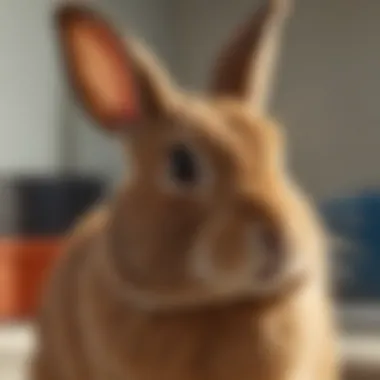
54 4 179 132
209 0 291 112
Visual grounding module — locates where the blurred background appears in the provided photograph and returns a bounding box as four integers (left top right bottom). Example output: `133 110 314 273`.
0 0 379 379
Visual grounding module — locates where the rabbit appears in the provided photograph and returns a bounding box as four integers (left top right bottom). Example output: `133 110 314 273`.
30 1 340 380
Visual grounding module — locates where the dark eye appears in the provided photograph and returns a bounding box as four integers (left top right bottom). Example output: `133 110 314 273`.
168 144 199 186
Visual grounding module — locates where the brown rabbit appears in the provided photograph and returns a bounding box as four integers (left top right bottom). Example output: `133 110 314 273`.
30 1 339 379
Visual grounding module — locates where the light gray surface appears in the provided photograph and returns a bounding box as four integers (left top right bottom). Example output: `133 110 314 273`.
1 317 380 380
0 325 33 380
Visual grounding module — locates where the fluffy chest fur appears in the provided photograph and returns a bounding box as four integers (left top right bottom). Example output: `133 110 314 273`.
78 261 320 380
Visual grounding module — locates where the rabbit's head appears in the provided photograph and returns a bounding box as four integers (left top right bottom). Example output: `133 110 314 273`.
55 0 325 310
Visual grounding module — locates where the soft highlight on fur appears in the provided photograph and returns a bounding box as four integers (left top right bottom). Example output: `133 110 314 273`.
30 1 339 380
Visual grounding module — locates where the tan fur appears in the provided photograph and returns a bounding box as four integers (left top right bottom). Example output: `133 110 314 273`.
30 1 339 380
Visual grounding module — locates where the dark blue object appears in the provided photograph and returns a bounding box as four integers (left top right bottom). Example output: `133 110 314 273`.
321 190 380 301
0 174 106 236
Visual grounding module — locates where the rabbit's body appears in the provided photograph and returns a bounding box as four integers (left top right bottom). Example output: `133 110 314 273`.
32 206 336 380
30 1 339 379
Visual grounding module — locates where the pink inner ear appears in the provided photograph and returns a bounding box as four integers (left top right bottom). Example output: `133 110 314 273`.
62 10 141 130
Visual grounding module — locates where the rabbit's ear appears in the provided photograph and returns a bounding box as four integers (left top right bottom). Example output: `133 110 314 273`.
55 4 178 132
209 0 291 112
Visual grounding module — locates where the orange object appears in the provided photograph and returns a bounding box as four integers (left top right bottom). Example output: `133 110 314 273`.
0 238 62 320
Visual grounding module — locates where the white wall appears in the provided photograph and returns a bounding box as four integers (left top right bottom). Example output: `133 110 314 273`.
170 0 380 199
0 0 63 173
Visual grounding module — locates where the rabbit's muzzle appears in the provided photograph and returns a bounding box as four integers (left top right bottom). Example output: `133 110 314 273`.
189 189 311 298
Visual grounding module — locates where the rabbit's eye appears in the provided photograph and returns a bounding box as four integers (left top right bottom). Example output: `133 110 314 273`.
168 144 199 186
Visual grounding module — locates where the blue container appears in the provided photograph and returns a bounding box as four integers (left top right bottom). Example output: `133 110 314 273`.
321 191 380 301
